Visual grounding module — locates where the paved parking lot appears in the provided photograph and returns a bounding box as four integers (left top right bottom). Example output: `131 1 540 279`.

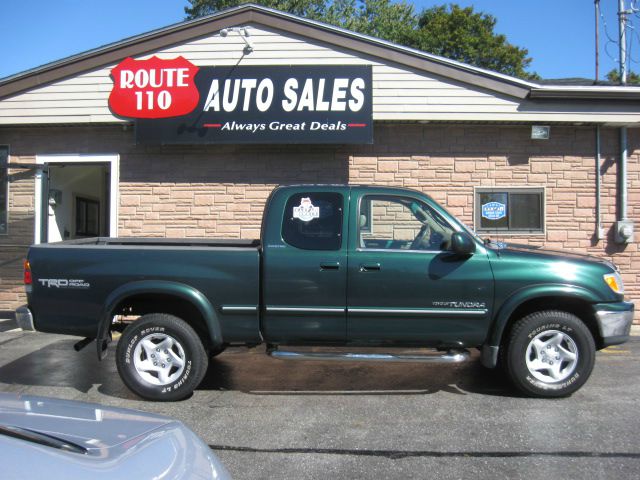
0 317 639 479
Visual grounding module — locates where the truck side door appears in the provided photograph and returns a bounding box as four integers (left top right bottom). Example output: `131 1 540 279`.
346 190 493 347
262 188 348 344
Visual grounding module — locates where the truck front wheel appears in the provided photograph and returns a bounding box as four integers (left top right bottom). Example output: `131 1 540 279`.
116 313 209 401
504 310 595 398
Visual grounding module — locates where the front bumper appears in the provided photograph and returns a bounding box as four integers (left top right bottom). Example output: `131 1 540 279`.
15 306 35 331
594 301 634 347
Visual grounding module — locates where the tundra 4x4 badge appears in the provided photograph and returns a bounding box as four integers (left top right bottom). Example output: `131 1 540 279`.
432 301 487 309
38 279 90 289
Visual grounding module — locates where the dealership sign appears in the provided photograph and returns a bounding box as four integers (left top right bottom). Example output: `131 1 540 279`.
109 57 373 144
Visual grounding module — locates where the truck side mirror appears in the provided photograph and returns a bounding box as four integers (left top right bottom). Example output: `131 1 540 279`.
450 232 476 256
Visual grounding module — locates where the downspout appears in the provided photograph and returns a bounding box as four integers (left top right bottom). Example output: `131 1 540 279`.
619 0 627 224
614 0 633 243
595 125 603 240
619 126 628 223
615 123 633 245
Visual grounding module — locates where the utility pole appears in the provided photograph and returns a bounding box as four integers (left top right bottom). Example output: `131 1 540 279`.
595 0 600 82
619 0 627 84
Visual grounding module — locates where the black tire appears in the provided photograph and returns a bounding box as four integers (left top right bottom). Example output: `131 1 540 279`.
116 313 208 401
504 310 595 398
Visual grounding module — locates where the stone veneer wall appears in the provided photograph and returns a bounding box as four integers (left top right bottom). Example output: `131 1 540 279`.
0 124 638 320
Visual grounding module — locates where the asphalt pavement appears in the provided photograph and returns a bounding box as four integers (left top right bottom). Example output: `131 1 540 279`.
0 316 639 479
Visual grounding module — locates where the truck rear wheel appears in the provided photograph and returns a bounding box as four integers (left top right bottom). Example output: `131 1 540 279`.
116 313 208 401
504 310 595 398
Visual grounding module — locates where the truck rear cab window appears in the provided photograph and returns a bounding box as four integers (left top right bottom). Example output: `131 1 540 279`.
282 192 343 250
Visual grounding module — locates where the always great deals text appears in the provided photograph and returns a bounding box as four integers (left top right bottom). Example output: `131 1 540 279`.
208 120 353 132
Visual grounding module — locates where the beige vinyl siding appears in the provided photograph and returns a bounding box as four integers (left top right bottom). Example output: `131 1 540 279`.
1 25 640 125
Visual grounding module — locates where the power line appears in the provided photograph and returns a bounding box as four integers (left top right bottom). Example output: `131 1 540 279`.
597 1 640 73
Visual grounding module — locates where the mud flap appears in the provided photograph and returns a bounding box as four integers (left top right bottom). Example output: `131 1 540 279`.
97 331 112 360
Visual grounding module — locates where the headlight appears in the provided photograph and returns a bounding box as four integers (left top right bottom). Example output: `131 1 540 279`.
603 272 624 294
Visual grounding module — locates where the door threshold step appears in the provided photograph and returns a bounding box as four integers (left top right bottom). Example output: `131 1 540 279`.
268 348 469 363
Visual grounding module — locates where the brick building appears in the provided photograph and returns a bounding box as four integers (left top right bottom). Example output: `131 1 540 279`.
0 5 638 318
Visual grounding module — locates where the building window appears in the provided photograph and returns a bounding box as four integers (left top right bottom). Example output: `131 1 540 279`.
0 146 8 235
282 192 343 250
475 188 544 234
75 196 100 237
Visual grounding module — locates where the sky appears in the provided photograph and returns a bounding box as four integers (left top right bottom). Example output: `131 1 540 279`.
0 1 633 81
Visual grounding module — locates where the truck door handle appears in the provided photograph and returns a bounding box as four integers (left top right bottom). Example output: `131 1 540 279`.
360 263 381 272
320 262 340 271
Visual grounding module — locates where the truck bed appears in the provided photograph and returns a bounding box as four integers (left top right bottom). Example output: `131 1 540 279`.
27 237 261 342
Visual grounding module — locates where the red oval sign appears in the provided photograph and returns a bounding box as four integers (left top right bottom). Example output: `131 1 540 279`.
109 56 200 119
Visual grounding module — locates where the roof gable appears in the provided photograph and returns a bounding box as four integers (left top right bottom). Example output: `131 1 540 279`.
0 4 534 100
1 4 639 127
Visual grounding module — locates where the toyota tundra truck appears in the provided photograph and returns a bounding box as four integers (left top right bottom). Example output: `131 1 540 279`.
16 185 634 401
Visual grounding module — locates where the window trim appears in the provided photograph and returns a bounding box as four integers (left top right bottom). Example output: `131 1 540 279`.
473 186 546 235
0 146 8 236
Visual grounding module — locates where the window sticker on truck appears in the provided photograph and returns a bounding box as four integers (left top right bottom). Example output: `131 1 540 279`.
37 279 90 289
293 197 320 222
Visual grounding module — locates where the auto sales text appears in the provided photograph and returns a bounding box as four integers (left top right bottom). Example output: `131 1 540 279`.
203 77 366 113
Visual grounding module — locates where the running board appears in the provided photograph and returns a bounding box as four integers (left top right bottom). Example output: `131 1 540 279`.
268 349 470 363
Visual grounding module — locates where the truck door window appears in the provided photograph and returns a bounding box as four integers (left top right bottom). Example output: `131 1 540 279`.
359 195 454 251
282 192 343 250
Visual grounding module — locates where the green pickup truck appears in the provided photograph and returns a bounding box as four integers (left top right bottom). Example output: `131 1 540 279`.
17 185 633 401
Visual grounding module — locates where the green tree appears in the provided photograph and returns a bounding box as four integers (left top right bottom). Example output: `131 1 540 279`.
606 69 640 84
185 0 417 46
184 1 538 80
185 0 328 20
410 5 538 80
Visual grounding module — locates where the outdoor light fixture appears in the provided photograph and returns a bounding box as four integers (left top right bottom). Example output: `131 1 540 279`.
531 125 550 140
220 27 254 54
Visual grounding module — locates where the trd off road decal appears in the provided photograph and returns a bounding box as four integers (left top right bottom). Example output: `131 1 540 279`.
38 278 90 289
293 198 320 222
